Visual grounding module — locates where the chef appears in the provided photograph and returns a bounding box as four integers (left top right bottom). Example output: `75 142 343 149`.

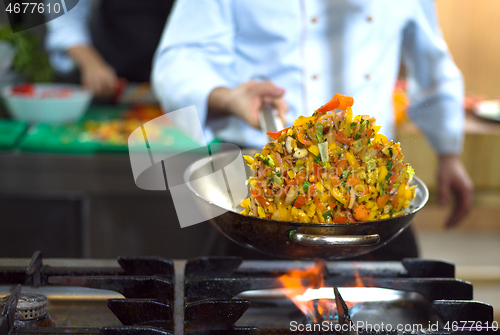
152 0 473 260
44 0 174 97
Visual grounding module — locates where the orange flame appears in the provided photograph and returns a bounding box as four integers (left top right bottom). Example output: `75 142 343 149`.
277 262 370 322
277 261 336 322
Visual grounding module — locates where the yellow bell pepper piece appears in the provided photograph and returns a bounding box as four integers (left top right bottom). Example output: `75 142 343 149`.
294 115 318 127
291 207 310 223
397 184 406 198
257 206 266 218
374 133 388 144
243 155 254 166
308 144 320 156
377 166 388 183
365 200 376 209
345 107 353 124
345 151 359 168
305 203 316 218
358 194 370 203
240 198 251 208
331 188 348 205
315 182 325 193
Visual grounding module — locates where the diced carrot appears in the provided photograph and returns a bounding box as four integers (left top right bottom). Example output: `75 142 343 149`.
336 94 354 110
293 195 306 208
376 194 391 208
337 159 347 174
335 130 349 144
353 204 371 221
317 96 339 113
254 196 270 207
267 127 291 140
347 177 361 186
297 130 311 146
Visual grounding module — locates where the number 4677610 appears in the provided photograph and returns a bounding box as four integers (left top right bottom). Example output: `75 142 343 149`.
5 2 62 14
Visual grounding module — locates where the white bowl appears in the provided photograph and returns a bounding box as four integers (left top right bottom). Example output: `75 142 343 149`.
2 83 93 124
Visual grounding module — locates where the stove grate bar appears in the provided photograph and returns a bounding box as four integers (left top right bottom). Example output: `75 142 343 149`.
184 276 472 303
184 299 251 332
107 299 173 329
47 276 174 301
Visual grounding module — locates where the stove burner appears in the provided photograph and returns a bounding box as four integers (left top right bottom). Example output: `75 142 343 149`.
0 291 55 329
12 293 48 321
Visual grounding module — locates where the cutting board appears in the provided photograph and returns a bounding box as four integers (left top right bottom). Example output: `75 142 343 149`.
17 106 201 154
0 119 28 150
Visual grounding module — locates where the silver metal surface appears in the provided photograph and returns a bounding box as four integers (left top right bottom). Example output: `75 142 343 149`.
259 102 284 134
291 232 380 246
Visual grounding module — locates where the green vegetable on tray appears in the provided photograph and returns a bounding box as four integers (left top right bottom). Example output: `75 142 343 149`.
0 25 54 82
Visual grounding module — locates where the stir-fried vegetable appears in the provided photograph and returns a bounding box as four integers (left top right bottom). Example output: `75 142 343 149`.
240 93 416 224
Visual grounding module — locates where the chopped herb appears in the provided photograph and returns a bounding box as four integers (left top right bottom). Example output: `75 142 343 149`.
386 159 393 171
263 155 275 167
336 200 343 206
314 156 322 164
385 172 392 181
323 212 332 220
342 170 352 179
389 147 393 157
302 180 310 193
354 133 361 140
350 122 357 129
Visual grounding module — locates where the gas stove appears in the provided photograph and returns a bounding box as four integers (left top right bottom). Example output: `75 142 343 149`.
0 251 495 334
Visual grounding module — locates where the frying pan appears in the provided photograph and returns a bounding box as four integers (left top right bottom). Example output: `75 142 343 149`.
184 147 428 260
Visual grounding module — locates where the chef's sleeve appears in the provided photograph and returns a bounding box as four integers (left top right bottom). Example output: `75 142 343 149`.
402 0 465 155
44 0 93 74
151 0 236 145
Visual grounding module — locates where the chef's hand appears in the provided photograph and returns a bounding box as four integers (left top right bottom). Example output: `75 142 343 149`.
208 81 288 128
437 154 473 228
67 45 119 97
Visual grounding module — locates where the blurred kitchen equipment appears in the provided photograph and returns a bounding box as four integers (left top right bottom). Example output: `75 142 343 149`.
473 99 500 122
2 83 92 124
0 41 15 77
112 81 157 105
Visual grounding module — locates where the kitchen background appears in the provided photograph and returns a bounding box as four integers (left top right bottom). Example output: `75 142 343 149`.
0 0 499 321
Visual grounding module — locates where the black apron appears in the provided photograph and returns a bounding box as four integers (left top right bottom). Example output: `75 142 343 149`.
91 0 174 82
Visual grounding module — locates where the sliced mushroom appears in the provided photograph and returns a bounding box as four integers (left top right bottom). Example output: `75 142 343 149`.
286 135 308 158
285 136 295 154
293 148 308 159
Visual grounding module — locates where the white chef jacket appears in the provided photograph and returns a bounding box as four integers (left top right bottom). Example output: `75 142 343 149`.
152 0 464 154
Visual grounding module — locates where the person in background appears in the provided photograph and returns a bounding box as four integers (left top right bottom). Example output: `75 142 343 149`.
152 0 473 259
44 0 174 97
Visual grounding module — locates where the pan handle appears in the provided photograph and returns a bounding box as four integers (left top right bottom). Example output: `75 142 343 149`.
259 102 284 134
290 232 380 246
